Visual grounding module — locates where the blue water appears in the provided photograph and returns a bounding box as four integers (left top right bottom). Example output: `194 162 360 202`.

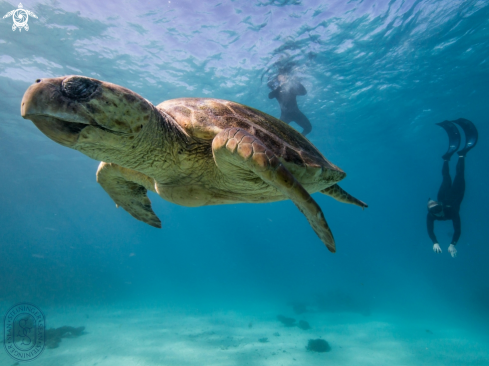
1 0 489 365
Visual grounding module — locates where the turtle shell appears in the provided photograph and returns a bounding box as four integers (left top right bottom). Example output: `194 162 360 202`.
157 98 345 184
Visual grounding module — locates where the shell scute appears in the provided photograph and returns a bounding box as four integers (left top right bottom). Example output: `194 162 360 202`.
157 98 341 173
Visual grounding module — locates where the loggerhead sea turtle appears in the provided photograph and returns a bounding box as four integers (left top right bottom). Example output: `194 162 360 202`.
20 76 367 252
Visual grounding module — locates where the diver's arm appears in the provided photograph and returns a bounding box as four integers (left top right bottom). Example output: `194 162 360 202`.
427 214 438 244
448 213 460 257
268 89 278 99
451 213 461 245
427 214 441 253
295 82 307 96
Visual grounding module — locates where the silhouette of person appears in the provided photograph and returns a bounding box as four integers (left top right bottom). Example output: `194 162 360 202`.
268 74 312 136
427 118 478 258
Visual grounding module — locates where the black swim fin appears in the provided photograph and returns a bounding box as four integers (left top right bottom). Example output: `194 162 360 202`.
436 120 460 161
452 118 478 157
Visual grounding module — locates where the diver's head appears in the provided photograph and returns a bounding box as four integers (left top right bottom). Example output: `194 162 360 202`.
427 199 444 217
267 77 279 90
277 60 296 75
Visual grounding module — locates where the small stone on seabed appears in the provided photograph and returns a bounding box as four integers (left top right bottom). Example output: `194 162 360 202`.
298 320 311 330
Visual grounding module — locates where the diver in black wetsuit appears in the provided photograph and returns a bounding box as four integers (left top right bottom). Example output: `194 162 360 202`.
268 74 312 136
427 118 478 258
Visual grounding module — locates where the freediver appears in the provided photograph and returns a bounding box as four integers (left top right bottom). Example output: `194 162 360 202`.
427 118 478 258
268 73 312 136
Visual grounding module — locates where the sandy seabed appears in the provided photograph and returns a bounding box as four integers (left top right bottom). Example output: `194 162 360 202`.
1 304 488 366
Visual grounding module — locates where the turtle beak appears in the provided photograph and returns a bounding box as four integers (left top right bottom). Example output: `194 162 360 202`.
21 78 47 119
21 77 93 122
21 77 90 148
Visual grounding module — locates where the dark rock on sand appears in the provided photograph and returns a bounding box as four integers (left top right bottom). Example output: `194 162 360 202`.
306 338 331 353
298 320 311 330
277 315 296 327
46 326 85 349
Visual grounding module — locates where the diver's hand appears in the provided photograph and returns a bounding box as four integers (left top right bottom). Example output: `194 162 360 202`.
433 243 442 253
448 244 457 258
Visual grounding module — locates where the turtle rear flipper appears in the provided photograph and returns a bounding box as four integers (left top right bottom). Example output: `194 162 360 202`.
212 128 336 252
96 162 161 228
321 184 367 209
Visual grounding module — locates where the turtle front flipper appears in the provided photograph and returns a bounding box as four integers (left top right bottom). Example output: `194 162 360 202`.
321 184 368 210
96 162 161 228
212 128 336 252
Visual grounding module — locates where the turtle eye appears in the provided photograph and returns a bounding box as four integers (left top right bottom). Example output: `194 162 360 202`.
61 76 99 100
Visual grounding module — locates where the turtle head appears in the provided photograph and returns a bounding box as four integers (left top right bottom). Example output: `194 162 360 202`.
427 199 444 217
21 75 155 160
